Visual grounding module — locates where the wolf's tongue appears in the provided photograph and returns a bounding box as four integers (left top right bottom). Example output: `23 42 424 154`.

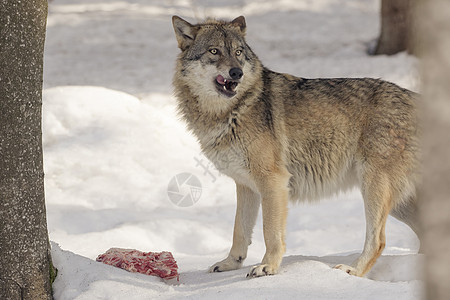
216 75 226 85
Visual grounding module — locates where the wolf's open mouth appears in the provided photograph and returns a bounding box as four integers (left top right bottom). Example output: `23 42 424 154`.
215 75 238 97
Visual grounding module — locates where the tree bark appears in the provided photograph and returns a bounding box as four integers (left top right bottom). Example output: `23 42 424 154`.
0 0 53 299
417 0 450 299
372 0 414 55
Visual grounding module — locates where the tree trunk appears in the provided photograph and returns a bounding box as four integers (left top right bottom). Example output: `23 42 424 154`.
0 0 54 299
417 0 450 299
371 0 413 55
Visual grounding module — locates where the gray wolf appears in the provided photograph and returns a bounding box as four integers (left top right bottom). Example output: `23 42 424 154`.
171 15 420 278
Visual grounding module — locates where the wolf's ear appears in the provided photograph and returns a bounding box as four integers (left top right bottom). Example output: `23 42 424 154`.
172 16 198 51
231 16 246 35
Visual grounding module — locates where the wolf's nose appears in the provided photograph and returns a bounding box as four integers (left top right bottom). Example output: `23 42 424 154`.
229 68 243 80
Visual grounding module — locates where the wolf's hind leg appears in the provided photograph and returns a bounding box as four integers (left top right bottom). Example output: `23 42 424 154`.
390 196 422 251
209 184 260 273
335 172 393 276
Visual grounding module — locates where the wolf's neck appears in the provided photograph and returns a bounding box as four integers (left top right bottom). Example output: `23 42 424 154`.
175 82 228 126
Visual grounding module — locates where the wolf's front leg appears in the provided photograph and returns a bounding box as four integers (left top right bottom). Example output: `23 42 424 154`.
209 183 260 273
247 172 289 278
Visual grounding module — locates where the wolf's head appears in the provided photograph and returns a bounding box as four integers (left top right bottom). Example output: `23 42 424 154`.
172 16 262 114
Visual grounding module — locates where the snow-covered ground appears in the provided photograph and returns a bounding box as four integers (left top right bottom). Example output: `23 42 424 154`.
43 0 423 299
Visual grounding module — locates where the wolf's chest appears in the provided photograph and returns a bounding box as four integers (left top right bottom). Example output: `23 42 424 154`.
206 146 246 174
199 125 256 189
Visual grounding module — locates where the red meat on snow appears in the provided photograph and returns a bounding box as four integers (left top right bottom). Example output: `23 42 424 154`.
96 248 179 281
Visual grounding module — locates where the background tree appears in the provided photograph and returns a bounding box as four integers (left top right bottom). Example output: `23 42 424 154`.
418 0 450 299
371 0 414 55
0 0 55 299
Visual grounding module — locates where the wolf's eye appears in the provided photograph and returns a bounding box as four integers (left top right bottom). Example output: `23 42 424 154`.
209 48 219 55
235 49 242 56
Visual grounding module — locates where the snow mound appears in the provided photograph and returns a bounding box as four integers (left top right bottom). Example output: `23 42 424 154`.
43 86 200 210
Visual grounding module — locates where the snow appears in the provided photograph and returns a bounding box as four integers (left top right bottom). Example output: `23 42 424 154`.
43 0 423 299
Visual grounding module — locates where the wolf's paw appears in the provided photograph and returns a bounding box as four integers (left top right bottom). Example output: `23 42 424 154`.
334 264 358 276
209 255 243 273
246 264 277 278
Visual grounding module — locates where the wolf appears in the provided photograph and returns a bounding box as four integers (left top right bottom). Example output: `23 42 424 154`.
172 15 420 278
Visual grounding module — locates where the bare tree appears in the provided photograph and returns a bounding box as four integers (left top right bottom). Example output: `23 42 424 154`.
371 0 414 55
417 0 450 299
0 0 55 299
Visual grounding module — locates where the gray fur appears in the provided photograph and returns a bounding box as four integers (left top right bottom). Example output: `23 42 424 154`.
172 16 421 278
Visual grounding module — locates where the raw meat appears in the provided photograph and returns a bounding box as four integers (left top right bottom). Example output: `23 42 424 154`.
96 248 179 280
